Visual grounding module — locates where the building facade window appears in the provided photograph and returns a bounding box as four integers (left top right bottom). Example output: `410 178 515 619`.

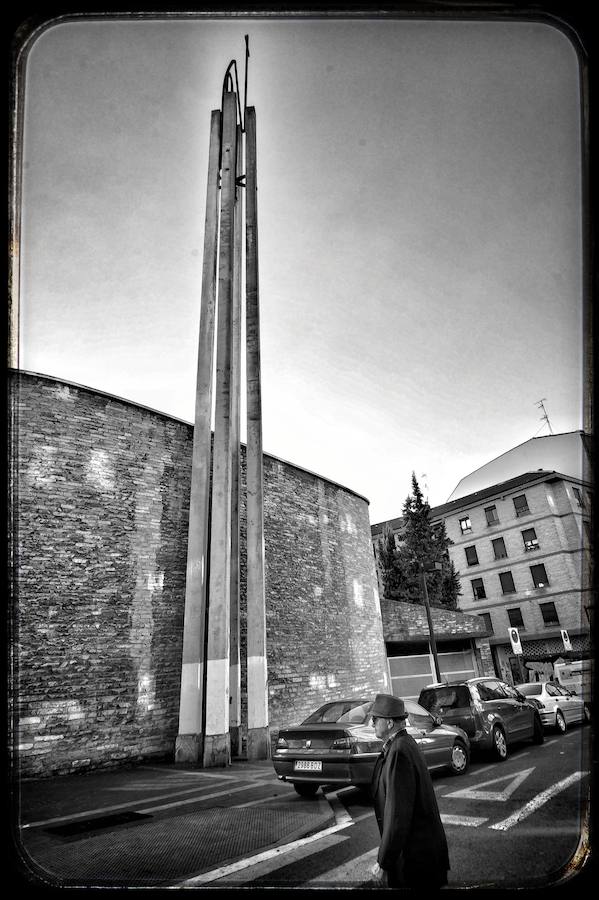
522 528 539 552
499 571 516 594
492 537 508 560
478 612 493 634
507 607 524 628
572 487 584 508
539 601 559 625
459 516 472 534
484 505 499 526
465 545 479 566
471 578 486 600
513 494 530 517
530 563 549 588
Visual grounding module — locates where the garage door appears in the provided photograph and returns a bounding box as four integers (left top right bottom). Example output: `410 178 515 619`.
388 647 477 701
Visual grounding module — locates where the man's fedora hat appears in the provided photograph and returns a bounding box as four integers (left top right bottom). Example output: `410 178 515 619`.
371 693 408 720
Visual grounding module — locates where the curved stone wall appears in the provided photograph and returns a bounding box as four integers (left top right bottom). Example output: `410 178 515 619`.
11 371 389 776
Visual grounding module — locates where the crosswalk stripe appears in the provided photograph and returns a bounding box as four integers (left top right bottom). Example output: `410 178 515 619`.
305 846 378 884
442 813 488 827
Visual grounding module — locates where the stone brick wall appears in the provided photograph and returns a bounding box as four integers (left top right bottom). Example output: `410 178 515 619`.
380 598 489 643
11 371 389 777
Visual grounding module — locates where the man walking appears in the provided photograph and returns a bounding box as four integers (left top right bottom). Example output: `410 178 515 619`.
369 693 449 890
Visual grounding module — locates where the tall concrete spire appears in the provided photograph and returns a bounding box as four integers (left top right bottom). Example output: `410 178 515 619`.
175 109 220 765
177 41 269 766
245 106 269 759
202 90 238 767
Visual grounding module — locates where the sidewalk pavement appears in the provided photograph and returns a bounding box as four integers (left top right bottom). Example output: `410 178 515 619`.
12 758 337 888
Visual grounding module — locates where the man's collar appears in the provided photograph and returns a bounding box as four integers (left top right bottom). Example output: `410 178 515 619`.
382 725 405 753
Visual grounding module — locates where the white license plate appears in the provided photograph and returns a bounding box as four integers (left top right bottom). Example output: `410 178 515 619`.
294 760 323 772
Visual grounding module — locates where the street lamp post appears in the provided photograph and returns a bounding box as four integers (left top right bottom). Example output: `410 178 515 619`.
420 561 442 683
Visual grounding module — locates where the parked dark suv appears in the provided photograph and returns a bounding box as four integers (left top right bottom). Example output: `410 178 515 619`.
418 677 544 760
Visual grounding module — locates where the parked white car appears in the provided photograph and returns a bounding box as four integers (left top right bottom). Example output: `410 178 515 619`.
516 681 589 733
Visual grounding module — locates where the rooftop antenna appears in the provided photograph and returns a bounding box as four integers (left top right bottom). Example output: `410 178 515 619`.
535 399 554 436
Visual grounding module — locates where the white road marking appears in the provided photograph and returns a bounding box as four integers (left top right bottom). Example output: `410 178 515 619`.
140 765 239 780
138 778 273 813
324 790 354 828
176 820 355 885
444 767 535 802
22 780 231 829
305 845 379 884
441 814 488 827
353 810 375 823
490 771 585 831
215 832 349 883
175 785 355 885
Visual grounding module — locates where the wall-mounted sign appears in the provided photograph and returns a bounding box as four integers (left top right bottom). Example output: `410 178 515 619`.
508 627 522 655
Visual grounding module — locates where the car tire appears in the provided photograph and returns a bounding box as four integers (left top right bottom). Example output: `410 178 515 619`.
532 713 544 744
555 710 567 734
448 740 469 775
293 783 320 798
491 725 508 761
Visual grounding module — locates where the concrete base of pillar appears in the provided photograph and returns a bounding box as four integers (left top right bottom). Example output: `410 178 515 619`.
203 732 231 767
247 726 271 760
230 725 242 757
175 733 203 765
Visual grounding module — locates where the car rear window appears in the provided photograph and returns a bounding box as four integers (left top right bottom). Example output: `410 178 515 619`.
419 685 471 711
302 700 370 724
517 683 542 696
338 701 373 724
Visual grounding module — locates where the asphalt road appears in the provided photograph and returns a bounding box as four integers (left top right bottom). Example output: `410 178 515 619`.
219 722 591 889
15 722 592 890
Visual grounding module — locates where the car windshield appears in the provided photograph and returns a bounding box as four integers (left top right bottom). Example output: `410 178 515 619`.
516 683 542 696
302 700 371 724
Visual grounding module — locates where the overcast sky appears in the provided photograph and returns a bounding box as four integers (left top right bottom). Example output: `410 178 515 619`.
17 13 584 523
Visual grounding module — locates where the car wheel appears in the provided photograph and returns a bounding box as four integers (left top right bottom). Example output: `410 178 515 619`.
449 740 469 775
555 710 567 734
293 783 320 798
532 713 544 744
491 725 508 761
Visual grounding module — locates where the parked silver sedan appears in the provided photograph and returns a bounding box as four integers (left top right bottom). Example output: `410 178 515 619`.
516 681 589 733
272 697 470 796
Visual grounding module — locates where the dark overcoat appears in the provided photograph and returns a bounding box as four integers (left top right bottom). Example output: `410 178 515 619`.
372 728 449 888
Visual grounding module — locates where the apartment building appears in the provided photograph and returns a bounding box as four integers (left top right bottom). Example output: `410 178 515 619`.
430 470 592 685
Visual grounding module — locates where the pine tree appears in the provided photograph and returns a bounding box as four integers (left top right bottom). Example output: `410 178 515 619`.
395 473 461 609
377 524 406 600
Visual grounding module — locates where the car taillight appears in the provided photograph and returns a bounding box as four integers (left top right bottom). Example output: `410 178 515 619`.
276 737 289 749
331 737 353 750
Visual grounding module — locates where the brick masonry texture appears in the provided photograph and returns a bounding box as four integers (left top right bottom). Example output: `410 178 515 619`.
11 372 389 777
380 598 489 643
